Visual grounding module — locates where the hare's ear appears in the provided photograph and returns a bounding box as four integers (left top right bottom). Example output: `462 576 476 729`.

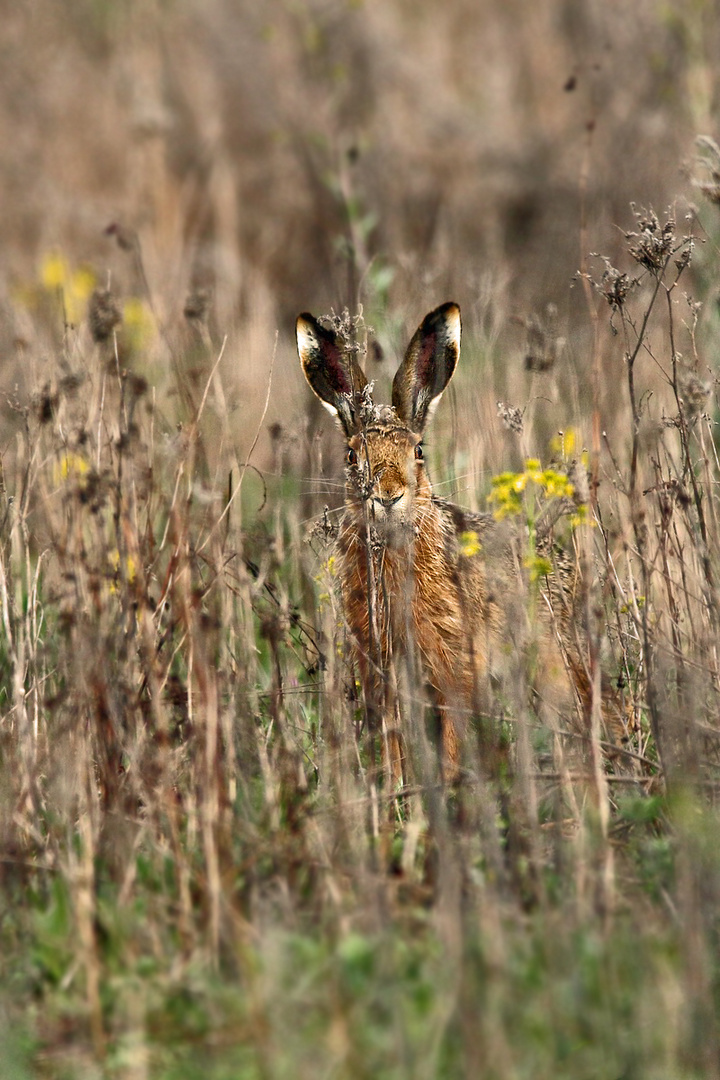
296 313 368 437
392 302 461 433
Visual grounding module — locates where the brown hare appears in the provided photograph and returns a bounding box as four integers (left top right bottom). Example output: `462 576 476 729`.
297 303 573 785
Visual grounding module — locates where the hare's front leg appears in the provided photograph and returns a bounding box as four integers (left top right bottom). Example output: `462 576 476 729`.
439 708 461 784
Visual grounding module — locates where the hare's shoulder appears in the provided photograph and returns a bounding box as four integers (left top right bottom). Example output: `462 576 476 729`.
433 496 523 574
433 498 495 538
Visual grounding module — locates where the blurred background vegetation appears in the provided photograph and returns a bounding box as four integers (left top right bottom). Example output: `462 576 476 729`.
2 0 719 486
3 1 720 1077
2 0 719 321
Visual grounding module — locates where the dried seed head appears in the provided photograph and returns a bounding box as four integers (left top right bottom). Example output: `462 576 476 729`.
694 182 720 205
88 287 121 343
369 339 385 365
122 371 149 401
517 307 561 372
692 135 720 205
677 366 711 417
104 222 137 252
651 477 691 522
58 372 86 397
496 400 524 434
184 287 212 325
311 505 338 545
31 382 59 424
600 262 632 310
322 306 371 359
625 207 675 272
358 382 395 427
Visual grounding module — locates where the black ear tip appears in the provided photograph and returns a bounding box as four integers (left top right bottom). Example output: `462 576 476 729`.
423 302 461 334
296 312 315 335
438 301 461 324
296 313 339 349
296 314 323 353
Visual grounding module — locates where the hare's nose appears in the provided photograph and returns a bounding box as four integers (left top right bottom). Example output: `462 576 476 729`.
374 492 403 509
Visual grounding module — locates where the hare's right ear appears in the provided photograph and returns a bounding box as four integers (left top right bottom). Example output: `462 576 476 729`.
392 302 461 434
296 314 368 437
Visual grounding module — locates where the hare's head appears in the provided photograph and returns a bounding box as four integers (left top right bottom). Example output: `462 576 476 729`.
297 304 461 544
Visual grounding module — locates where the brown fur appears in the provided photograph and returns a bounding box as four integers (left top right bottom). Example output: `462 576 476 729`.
297 304 573 784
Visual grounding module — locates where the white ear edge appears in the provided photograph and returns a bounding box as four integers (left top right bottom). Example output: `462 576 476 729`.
423 390 445 427
296 318 319 356
444 304 462 354
319 399 342 421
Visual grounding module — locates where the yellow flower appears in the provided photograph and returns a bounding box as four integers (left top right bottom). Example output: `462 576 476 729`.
459 530 482 557
539 469 574 499
122 297 155 352
570 505 594 529
39 251 97 323
549 429 577 459
66 266 97 323
524 553 552 582
108 549 137 587
488 471 525 519
489 460 583 523
40 251 70 291
53 452 89 487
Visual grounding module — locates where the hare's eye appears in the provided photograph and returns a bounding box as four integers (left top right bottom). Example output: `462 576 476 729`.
346 448 358 466
414 444 424 461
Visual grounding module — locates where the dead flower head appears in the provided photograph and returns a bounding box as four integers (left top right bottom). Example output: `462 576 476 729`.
497 400 524 434
88 287 121 343
677 365 711 418
600 260 634 311
691 135 720 206
625 207 675 272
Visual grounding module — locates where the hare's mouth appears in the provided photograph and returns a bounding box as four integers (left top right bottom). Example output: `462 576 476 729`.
368 498 415 546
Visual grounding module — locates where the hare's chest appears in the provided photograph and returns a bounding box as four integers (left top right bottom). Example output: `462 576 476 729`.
339 533 464 662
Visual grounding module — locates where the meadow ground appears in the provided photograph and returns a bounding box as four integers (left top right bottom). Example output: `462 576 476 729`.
2 3 720 1077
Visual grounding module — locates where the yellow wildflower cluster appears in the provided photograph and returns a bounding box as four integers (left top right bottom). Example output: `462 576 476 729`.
459 530 482 557
109 549 137 584
53 452 90 489
549 428 576 459
314 555 337 609
39 251 96 324
13 250 155 352
489 459 575 521
523 553 553 582
122 297 155 352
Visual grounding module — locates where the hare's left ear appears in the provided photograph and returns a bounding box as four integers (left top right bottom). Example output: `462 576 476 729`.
391 302 461 434
296 313 368 437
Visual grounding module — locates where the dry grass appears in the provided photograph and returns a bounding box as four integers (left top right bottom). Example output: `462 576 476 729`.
2 3 720 1078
